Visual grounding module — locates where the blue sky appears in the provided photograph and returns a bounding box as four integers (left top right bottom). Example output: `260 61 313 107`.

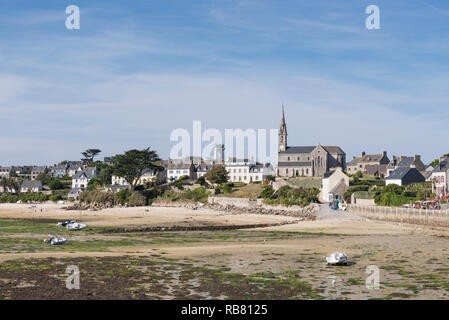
1 0 449 164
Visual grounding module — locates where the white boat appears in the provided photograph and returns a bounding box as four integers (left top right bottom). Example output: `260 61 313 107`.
43 234 67 245
66 222 87 231
326 252 348 265
57 219 75 227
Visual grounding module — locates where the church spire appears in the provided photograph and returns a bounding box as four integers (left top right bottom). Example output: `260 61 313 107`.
279 105 287 152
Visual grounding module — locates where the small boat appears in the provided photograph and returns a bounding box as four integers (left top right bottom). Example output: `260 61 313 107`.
43 233 67 245
66 222 87 231
326 252 348 265
57 219 75 227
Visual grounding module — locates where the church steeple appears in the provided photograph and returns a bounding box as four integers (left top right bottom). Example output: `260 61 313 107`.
279 105 287 152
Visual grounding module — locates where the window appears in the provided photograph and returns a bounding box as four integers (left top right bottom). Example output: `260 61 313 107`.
288 157 290 161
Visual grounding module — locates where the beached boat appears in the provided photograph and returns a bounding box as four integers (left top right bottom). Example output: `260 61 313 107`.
326 252 347 265
43 234 67 245
57 219 75 227
66 222 87 231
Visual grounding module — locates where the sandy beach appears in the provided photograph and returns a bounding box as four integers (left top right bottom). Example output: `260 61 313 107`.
1 203 448 299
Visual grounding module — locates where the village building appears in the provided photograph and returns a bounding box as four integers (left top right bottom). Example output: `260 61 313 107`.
346 151 390 175
111 168 165 186
0 166 11 179
385 167 425 186
386 155 426 177
321 167 350 202
167 161 195 180
431 157 449 197
225 160 275 184
31 166 47 180
277 106 346 177
20 180 43 193
364 164 388 177
71 167 98 189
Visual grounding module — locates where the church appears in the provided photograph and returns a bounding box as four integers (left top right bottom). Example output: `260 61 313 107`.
277 106 346 177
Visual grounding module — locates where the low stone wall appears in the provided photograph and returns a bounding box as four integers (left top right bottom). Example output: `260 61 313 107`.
208 196 318 219
353 198 376 206
349 204 449 228
208 196 263 207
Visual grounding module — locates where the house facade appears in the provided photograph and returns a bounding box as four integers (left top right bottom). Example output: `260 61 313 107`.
321 167 350 202
226 161 275 184
167 162 195 180
431 157 449 197
277 106 346 177
71 167 98 189
0 166 11 179
346 151 390 175
20 180 43 193
31 166 47 180
385 167 425 186
111 169 165 186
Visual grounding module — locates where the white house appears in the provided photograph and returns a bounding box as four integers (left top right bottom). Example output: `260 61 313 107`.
431 158 448 197
321 168 349 202
20 180 43 193
71 167 98 189
225 160 275 184
111 169 164 186
167 162 194 180
0 166 11 179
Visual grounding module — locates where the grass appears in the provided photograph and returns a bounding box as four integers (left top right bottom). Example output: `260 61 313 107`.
216 183 263 199
0 256 325 299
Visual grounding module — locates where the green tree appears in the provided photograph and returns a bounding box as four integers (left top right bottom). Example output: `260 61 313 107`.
205 165 228 184
9 169 17 178
36 173 52 185
81 148 102 164
111 148 163 191
49 179 65 190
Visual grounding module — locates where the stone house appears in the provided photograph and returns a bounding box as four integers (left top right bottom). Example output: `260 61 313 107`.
346 151 390 175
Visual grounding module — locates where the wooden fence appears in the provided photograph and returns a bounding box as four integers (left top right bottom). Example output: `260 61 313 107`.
348 204 449 227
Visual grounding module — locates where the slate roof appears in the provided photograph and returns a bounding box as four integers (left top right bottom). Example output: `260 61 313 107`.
21 180 42 189
397 157 414 167
434 158 449 172
348 154 384 165
365 164 388 176
322 146 345 154
73 169 96 180
278 161 312 167
323 170 336 179
386 167 413 180
279 146 316 154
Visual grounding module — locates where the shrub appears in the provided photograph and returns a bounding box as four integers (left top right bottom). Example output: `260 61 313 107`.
128 191 147 207
259 185 275 199
117 189 130 205
49 179 65 190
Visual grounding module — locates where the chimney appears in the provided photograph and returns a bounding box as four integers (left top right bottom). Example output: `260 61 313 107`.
400 156 407 161
414 155 421 161
361 151 366 157
382 151 387 157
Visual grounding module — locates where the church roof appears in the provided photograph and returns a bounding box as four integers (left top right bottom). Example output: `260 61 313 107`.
322 146 345 154
279 146 316 154
278 161 312 167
